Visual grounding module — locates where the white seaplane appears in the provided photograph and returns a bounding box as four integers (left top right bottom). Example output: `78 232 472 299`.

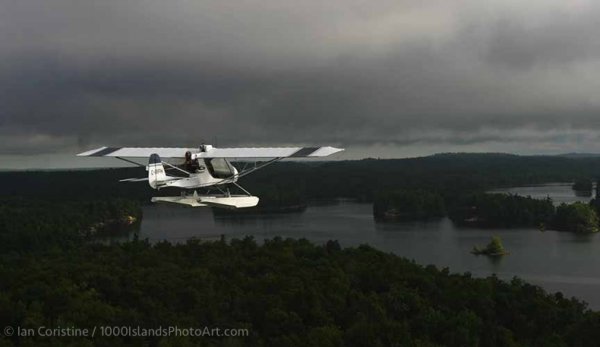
78 144 343 209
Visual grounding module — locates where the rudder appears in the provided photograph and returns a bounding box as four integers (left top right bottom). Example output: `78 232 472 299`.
148 153 167 189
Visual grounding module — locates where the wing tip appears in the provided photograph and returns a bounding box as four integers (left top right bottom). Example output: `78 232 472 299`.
307 146 345 157
77 146 122 157
77 146 107 157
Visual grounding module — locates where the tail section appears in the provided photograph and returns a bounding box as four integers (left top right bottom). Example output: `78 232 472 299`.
148 153 167 189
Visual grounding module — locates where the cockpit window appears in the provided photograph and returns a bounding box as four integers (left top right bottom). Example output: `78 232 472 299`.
206 158 234 178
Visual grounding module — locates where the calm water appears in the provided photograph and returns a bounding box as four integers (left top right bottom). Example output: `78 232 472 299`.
489 182 594 205
138 183 600 309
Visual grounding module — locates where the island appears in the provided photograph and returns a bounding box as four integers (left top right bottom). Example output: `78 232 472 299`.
572 178 593 196
554 202 599 233
373 189 445 222
449 193 600 233
472 236 509 256
448 193 555 228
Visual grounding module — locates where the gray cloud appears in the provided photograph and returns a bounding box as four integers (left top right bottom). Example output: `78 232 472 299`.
2 0 600 159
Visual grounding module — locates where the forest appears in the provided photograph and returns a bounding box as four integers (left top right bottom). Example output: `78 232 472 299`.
2 237 600 347
3 153 600 233
0 198 141 254
572 178 594 195
447 194 555 228
373 190 445 221
3 153 600 345
554 202 600 233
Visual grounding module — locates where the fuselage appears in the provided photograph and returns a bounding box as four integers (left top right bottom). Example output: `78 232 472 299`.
151 158 239 190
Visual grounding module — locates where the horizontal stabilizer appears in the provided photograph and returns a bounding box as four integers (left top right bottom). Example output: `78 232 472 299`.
119 177 148 182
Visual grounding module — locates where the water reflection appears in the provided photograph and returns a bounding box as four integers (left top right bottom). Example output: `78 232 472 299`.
575 190 593 197
485 254 504 268
567 233 597 243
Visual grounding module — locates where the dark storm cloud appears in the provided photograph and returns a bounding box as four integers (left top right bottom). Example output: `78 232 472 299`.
2 0 600 157
481 5 600 69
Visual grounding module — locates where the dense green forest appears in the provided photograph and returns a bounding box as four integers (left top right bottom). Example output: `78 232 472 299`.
448 194 555 228
572 178 593 195
373 190 445 221
446 193 600 233
2 237 600 347
0 198 141 254
3 153 600 345
554 202 600 233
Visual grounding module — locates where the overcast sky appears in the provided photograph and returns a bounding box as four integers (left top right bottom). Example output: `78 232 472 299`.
2 0 600 165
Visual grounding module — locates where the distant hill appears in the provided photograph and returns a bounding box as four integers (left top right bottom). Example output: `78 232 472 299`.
556 153 600 158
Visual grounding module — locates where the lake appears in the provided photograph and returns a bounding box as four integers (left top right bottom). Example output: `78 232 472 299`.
138 183 600 309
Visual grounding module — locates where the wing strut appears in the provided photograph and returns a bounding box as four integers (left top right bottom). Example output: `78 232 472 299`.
161 160 192 176
232 181 252 196
233 157 284 180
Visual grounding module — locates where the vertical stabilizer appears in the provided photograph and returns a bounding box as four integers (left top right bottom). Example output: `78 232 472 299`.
148 153 167 189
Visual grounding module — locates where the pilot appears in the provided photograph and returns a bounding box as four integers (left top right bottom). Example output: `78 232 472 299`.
184 151 200 172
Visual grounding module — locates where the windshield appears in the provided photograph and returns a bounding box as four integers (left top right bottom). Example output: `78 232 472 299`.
206 158 234 178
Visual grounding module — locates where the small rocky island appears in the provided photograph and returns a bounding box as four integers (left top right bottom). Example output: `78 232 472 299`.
472 236 508 256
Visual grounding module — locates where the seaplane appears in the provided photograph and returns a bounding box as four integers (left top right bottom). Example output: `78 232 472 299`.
78 145 343 209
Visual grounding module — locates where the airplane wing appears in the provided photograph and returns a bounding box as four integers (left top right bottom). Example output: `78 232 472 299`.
77 146 343 158
77 147 197 158
194 146 343 158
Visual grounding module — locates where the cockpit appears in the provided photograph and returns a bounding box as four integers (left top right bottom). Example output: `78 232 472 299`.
205 158 235 178
183 151 200 172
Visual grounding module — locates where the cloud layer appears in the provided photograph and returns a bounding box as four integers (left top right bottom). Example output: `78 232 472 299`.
2 0 600 158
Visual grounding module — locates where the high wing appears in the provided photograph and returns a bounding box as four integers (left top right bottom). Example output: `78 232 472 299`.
194 146 343 158
77 146 343 158
77 147 197 158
